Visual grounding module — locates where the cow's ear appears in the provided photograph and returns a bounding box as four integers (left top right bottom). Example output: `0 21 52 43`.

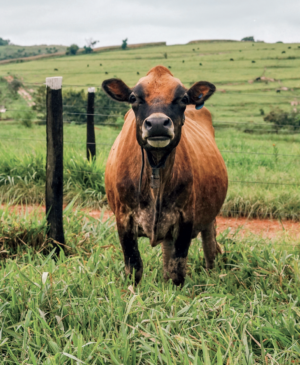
102 78 132 102
187 81 216 110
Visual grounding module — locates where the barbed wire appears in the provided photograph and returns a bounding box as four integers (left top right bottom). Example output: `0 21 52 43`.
63 112 119 117
3 106 129 111
3 120 299 130
229 180 300 186
0 136 299 158
0 163 299 186
3 80 299 97
2 111 300 130
219 150 300 157
0 138 114 145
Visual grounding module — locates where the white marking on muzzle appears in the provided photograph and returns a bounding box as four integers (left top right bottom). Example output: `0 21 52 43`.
142 112 174 148
147 139 171 148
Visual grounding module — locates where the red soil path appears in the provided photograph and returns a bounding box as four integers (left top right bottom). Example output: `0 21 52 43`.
2 205 299 240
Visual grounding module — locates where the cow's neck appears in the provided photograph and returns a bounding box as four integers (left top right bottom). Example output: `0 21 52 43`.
143 148 176 246
145 149 175 191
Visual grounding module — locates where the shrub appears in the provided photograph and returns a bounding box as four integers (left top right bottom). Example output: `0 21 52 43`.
121 38 128 50
0 77 22 111
32 86 46 122
66 44 79 55
13 107 35 128
83 46 93 54
0 37 10 46
264 107 300 132
8 79 23 95
242 36 255 42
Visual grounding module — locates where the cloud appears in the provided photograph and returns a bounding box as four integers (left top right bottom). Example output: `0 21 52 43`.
1 0 299 46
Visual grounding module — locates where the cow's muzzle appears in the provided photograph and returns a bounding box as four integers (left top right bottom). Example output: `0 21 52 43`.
142 113 174 148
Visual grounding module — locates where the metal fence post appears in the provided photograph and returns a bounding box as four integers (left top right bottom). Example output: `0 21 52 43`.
87 87 96 161
45 76 65 255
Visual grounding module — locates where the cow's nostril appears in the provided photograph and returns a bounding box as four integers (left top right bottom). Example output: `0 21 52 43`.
163 118 171 127
145 120 152 129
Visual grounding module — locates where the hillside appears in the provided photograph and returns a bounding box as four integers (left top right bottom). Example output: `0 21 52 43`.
1 40 300 124
0 43 67 61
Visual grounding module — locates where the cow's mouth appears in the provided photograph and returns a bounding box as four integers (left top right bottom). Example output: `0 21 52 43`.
147 136 171 148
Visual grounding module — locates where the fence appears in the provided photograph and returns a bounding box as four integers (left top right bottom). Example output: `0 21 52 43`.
0 76 300 253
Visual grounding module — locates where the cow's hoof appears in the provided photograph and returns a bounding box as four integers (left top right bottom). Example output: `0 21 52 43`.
125 266 143 285
171 275 185 287
168 257 187 287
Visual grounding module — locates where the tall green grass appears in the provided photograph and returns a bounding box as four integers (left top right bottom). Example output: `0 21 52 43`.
0 207 299 363
0 124 299 220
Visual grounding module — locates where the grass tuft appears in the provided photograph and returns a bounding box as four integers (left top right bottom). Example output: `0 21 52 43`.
0 208 299 363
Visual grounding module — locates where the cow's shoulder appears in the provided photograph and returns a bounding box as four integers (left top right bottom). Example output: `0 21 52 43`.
184 105 215 137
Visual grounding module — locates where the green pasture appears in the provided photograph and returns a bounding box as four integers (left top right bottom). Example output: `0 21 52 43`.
0 41 299 219
0 44 67 61
0 206 299 364
0 41 300 364
0 124 299 220
1 40 300 125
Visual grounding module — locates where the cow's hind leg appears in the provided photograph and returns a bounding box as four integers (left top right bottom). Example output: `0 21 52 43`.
116 216 143 284
201 220 222 270
162 239 174 282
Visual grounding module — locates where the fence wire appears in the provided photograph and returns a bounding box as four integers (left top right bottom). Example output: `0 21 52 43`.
4 81 300 97
0 136 299 158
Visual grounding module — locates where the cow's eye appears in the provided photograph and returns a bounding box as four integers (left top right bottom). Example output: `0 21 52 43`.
129 94 136 103
181 95 189 104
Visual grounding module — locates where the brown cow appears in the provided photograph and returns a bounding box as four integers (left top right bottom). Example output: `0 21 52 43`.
102 66 228 286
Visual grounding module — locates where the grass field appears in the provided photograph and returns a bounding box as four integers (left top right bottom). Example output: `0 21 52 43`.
0 41 299 363
1 40 300 125
0 123 299 220
0 44 67 62
0 206 300 364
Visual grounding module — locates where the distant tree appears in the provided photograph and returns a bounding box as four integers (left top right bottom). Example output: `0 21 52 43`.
83 46 93 54
121 38 128 50
66 44 79 55
83 38 99 54
0 38 10 46
242 36 255 42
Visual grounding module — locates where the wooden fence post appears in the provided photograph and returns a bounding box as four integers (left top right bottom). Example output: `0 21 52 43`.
45 76 65 255
87 87 96 161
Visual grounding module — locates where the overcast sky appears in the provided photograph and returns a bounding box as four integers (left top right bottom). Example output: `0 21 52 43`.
1 0 300 47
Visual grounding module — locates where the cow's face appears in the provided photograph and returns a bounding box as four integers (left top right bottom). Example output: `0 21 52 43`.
102 66 215 152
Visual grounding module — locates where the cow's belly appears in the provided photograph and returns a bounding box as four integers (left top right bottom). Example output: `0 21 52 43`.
134 205 179 244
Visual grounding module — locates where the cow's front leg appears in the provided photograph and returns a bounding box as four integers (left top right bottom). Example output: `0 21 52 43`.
167 222 193 287
116 216 143 284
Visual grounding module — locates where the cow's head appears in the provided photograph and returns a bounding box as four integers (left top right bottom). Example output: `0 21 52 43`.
102 65 215 152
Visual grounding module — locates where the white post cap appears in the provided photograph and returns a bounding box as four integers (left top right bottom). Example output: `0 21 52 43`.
88 87 95 93
46 77 63 90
